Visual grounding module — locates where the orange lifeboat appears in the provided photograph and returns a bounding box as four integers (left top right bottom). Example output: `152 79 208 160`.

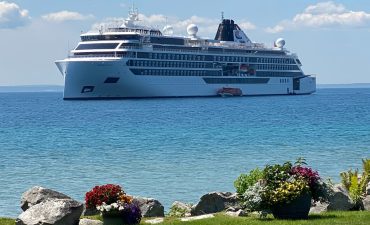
217 87 243 97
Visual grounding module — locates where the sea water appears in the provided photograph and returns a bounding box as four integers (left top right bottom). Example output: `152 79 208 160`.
0 88 369 217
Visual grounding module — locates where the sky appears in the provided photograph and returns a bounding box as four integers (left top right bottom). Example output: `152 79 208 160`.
0 0 370 85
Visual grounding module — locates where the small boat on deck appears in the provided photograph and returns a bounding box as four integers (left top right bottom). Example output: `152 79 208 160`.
217 87 243 97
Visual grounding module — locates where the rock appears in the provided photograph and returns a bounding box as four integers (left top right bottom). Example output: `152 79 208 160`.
327 184 355 211
168 201 192 217
310 202 329 214
133 197 164 217
145 218 164 224
16 199 83 225
79 219 103 225
191 192 241 216
226 207 237 212
20 186 72 211
180 214 214 222
82 205 99 216
363 196 370 211
225 209 247 217
366 182 370 196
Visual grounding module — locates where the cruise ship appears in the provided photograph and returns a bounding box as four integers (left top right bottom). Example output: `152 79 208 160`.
55 8 316 99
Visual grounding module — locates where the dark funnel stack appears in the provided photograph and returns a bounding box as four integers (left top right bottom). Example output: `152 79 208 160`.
215 19 238 41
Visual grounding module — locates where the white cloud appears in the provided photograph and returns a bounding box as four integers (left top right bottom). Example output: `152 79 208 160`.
266 1 370 33
92 14 256 38
239 21 256 31
0 1 30 29
42 11 94 23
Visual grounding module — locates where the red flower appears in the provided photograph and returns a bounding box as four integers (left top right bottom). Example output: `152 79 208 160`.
85 184 124 209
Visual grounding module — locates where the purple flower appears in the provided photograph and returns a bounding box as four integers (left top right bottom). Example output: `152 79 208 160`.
121 203 142 225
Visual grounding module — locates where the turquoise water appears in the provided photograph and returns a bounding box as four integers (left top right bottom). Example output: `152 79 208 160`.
0 88 369 217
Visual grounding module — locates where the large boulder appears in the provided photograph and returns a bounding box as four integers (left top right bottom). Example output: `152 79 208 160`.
133 197 164 217
363 195 370 211
310 202 329 214
21 186 71 211
16 199 83 225
79 219 103 225
327 184 355 211
191 192 241 216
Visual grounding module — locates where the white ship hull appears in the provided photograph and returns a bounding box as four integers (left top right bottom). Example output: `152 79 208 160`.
56 58 316 100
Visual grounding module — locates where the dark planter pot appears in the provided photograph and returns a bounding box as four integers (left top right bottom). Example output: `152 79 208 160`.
271 193 311 219
103 215 124 225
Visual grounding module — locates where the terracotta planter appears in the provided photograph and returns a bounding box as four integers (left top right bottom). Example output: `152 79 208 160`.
103 215 124 225
271 193 311 219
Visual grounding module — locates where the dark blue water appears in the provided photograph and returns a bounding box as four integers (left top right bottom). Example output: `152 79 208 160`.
0 89 369 217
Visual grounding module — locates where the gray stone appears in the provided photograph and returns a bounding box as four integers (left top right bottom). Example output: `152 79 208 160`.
133 197 164 217
145 218 164 224
21 186 71 211
169 201 192 217
225 209 247 217
79 219 103 225
363 195 370 211
180 214 214 222
16 199 83 225
226 207 237 212
82 204 99 216
310 202 329 214
327 184 355 211
191 192 241 216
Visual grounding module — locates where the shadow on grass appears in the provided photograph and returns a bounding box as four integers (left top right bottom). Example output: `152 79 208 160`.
254 214 338 222
308 214 338 220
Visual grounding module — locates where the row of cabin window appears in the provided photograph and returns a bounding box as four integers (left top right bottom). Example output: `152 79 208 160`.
256 71 303 77
255 64 300 71
133 69 221 76
144 52 296 65
148 53 206 61
128 60 213 68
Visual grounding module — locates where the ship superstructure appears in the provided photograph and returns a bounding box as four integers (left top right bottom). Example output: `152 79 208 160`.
56 8 316 99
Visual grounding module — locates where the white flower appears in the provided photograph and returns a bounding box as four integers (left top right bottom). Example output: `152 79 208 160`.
111 203 119 208
105 205 112 211
119 206 124 211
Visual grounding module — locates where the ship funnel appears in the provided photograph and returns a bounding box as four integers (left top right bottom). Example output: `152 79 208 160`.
215 19 252 44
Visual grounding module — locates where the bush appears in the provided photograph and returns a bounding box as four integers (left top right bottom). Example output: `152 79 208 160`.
85 184 123 209
340 158 370 209
234 168 263 195
239 159 330 212
85 184 142 224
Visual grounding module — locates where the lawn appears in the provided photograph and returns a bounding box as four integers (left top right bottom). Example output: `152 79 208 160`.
3 211 370 225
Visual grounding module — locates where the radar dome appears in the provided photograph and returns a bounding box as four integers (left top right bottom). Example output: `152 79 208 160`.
163 25 174 35
187 24 198 37
275 38 286 48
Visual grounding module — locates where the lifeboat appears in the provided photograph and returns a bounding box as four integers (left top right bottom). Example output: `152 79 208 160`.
217 87 243 97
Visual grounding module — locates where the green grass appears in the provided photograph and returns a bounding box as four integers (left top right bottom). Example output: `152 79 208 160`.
0 218 14 225
3 211 370 225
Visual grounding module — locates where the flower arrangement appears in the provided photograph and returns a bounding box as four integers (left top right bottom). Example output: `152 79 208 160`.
238 158 331 218
85 184 141 225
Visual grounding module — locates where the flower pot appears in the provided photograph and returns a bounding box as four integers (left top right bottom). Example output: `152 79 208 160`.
103 215 124 225
271 193 311 219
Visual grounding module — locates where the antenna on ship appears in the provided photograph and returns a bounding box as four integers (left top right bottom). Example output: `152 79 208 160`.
221 11 224 21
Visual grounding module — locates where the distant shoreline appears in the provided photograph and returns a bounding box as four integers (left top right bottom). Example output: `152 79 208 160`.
0 84 369 93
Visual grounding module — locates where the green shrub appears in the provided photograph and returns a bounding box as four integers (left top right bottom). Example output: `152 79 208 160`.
234 168 264 196
340 158 370 209
168 203 191 217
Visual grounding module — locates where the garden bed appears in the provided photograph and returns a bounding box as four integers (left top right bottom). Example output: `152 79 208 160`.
2 211 370 225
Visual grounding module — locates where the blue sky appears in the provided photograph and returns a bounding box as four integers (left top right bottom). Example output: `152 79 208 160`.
0 0 370 85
